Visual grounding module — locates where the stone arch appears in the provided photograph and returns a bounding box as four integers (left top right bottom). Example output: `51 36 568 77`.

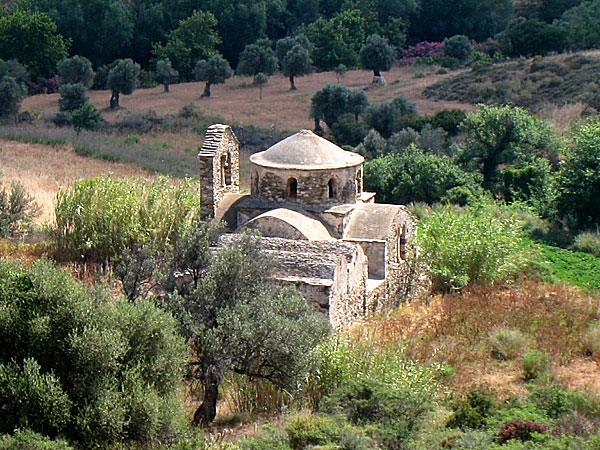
220 152 232 186
287 177 298 200
237 208 334 240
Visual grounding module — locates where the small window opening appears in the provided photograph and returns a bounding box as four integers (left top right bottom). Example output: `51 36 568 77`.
251 171 259 196
221 153 232 186
356 168 362 195
328 178 338 199
398 225 407 261
287 177 298 199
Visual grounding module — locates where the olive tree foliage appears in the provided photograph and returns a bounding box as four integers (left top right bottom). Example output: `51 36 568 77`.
359 34 395 83
58 82 88 112
164 231 330 426
281 44 313 90
253 72 268 99
0 76 26 119
194 54 233 97
69 102 103 134
0 259 188 448
155 58 178 92
275 34 312 66
457 105 562 194
555 117 600 231
310 83 370 132
107 58 140 108
236 40 278 80
443 35 473 61
57 55 95 88
0 180 39 237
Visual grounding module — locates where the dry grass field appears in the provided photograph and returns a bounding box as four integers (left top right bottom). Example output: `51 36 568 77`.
0 139 154 224
23 66 476 132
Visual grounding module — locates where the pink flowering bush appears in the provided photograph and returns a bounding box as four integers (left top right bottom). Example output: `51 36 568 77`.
400 41 445 65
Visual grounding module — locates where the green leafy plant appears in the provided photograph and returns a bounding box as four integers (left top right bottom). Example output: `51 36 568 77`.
521 350 550 381
489 328 528 360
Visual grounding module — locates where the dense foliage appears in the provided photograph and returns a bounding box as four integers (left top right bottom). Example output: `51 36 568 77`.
0 260 188 448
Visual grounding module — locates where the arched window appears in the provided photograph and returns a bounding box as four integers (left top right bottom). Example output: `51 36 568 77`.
328 178 338 199
287 177 298 199
251 171 259 196
398 225 407 261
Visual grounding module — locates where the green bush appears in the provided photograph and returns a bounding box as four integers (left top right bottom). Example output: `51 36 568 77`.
447 387 497 431
320 379 432 448
0 430 73 450
443 35 473 61
0 260 188 448
571 232 600 258
0 181 39 237
53 175 202 261
285 414 375 450
521 350 550 381
527 386 574 419
417 204 527 291
489 328 527 360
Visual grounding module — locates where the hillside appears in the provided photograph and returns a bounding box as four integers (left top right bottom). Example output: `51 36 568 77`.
22 66 475 132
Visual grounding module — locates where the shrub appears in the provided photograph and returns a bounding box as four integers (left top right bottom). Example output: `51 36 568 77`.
0 181 38 237
417 204 527 291
0 260 188 448
70 102 103 133
0 76 27 119
497 418 548 443
447 387 497 430
0 430 73 450
53 175 202 262
330 113 368 147
320 379 432 448
58 83 88 112
571 232 600 257
528 386 574 419
443 35 473 61
521 350 550 381
489 328 527 360
285 414 375 450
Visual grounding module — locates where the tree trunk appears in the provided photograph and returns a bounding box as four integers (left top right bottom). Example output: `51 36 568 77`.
110 91 119 109
313 117 324 135
372 69 385 85
192 366 221 426
201 82 211 97
164 83 169 92
289 76 296 90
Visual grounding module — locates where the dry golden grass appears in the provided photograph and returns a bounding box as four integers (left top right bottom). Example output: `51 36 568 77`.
0 139 154 224
22 66 476 132
537 102 587 134
364 280 600 397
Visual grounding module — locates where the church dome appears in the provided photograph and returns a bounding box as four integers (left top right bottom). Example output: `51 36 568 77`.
250 129 364 170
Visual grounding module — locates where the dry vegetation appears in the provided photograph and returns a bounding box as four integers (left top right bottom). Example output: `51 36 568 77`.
22 66 475 132
0 139 154 223
364 280 600 397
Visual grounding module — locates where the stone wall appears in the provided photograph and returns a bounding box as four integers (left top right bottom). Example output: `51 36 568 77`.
198 124 240 219
252 165 361 206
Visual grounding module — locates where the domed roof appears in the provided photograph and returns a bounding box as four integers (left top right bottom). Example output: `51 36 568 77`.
250 129 364 170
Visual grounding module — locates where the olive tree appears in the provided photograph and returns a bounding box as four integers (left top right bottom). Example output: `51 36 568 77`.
164 231 330 426
194 54 232 97
57 55 95 88
236 41 278 81
58 82 88 112
155 58 178 92
281 44 313 90
0 76 26 119
359 34 395 84
107 58 140 109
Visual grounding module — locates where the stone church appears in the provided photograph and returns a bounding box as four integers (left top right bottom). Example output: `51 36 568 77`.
199 124 419 328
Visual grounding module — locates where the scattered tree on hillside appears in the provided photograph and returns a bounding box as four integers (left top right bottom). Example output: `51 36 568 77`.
70 102 103 134
0 59 30 88
310 83 369 132
107 58 140 108
275 34 312 66
57 55 95 88
152 11 220 81
334 63 347 83
281 44 313 90
0 76 26 120
236 41 278 81
359 34 395 84
163 231 329 425
194 54 233 97
155 58 178 92
58 83 88 112
0 9 68 80
253 72 268 99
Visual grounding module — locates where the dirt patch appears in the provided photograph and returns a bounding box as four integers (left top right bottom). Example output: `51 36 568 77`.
23 67 476 132
0 140 154 224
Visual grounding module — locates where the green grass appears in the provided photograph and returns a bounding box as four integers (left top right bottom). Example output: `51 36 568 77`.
534 241 600 290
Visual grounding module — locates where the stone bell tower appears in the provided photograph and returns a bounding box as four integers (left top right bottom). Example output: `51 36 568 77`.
198 124 240 219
